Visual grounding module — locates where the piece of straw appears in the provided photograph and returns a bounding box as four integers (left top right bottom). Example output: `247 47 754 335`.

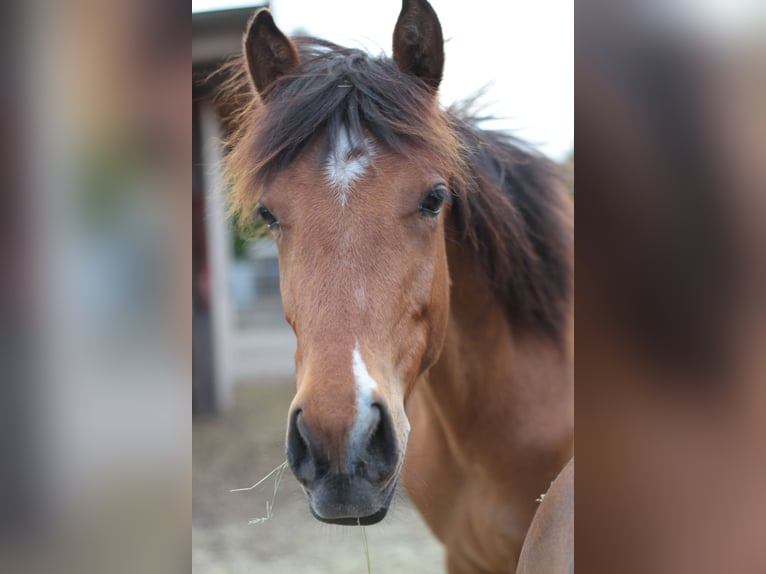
230 460 289 525
358 518 372 574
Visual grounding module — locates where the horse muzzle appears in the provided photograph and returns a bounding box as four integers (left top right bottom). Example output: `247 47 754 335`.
306 473 398 525
286 402 403 525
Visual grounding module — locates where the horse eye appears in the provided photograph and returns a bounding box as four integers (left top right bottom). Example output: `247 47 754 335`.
418 185 448 216
255 204 280 230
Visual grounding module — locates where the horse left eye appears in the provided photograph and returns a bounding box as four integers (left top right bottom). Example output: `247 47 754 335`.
418 185 448 216
255 204 280 230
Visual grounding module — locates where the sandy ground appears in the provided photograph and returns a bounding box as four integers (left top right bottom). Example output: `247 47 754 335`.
193 381 445 573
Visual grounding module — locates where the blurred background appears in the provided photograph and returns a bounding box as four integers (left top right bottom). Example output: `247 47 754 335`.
191 1 572 572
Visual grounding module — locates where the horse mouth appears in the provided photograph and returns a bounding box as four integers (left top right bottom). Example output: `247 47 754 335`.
306 473 398 526
310 505 389 526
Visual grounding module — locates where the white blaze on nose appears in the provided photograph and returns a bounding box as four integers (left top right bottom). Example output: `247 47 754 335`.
349 342 379 455
325 125 374 205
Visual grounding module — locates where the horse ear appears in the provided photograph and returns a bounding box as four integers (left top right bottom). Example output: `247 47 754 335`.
243 9 299 96
392 0 444 93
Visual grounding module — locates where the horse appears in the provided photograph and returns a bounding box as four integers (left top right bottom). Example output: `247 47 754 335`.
516 458 574 574
222 1 573 571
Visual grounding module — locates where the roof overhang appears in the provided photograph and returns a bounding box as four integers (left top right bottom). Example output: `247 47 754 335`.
192 5 266 66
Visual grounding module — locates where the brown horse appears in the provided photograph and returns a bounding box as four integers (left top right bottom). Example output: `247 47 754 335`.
516 458 574 574
222 1 573 571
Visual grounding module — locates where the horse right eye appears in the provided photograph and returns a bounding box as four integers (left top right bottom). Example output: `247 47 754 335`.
255 204 280 230
418 184 449 217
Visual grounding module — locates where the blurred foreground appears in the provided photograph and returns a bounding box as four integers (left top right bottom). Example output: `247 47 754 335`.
1 1 189 573
576 1 766 573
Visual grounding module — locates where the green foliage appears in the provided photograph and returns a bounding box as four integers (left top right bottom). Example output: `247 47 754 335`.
230 211 266 259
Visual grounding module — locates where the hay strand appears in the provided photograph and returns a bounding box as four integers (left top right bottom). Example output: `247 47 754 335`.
230 460 289 525
358 518 372 574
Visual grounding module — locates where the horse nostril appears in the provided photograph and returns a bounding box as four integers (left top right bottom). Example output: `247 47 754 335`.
287 410 316 483
287 403 400 487
364 403 399 482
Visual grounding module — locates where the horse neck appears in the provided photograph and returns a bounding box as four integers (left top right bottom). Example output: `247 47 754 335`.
421 230 574 471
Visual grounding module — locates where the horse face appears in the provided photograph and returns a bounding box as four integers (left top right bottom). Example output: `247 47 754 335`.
240 0 448 525
259 148 451 524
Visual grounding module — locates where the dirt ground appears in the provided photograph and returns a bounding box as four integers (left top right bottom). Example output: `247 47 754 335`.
193 380 445 573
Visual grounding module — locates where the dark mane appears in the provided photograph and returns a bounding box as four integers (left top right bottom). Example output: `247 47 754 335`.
223 37 464 211
221 37 571 339
447 111 572 338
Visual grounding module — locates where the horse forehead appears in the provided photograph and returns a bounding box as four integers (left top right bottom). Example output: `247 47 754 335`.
322 125 434 199
324 124 376 206
277 133 429 215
